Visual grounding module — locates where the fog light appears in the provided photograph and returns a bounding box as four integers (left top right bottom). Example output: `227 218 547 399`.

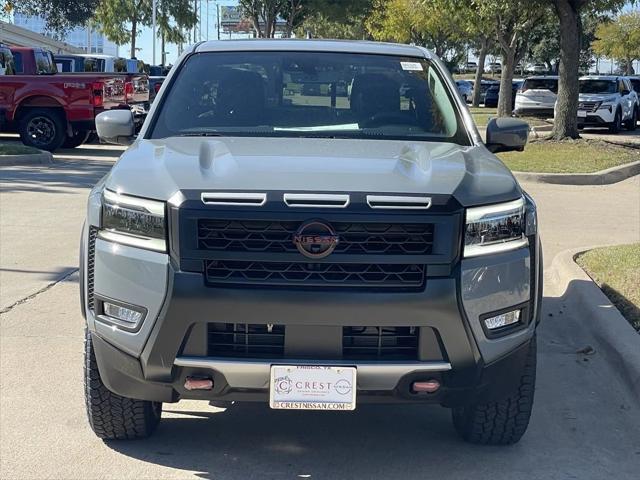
103 302 144 329
484 310 521 330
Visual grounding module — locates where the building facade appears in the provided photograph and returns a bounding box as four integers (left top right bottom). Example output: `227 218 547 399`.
13 14 119 56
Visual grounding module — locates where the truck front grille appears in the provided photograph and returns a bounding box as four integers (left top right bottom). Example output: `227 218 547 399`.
343 326 419 360
87 226 98 312
204 260 425 288
578 101 600 113
207 323 285 358
205 323 420 360
198 219 434 255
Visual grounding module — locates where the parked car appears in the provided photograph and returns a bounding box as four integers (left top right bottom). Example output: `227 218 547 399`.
82 39 542 446
473 80 500 105
464 61 478 73
527 64 548 74
484 80 523 109
485 62 502 74
455 79 473 102
0 46 149 150
514 76 558 117
572 76 638 133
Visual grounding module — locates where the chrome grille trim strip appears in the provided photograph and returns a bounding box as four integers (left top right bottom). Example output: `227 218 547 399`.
283 193 350 208
201 192 267 207
367 195 432 210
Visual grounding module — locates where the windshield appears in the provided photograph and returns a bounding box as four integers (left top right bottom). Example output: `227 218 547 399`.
522 78 558 93
579 79 617 94
149 51 468 144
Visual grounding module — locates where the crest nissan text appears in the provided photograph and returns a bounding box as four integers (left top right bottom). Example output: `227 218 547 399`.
81 40 542 445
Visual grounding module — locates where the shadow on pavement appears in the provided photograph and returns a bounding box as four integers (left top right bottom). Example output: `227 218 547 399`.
0 158 112 194
100 287 640 479
105 403 517 480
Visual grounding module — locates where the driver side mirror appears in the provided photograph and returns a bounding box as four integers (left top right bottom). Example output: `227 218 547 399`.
485 117 529 153
96 109 135 146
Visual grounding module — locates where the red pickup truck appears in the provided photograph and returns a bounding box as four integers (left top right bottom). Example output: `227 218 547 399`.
0 46 149 151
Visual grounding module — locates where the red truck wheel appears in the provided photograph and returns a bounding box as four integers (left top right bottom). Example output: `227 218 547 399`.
18 108 66 152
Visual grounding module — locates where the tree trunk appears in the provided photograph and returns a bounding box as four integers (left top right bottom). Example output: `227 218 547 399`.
472 37 488 108
551 0 582 140
130 17 137 59
498 48 516 116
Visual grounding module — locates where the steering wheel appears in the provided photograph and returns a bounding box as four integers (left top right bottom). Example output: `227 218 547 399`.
360 112 418 129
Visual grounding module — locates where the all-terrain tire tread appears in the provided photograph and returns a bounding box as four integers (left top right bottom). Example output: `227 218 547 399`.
452 336 536 445
84 330 161 440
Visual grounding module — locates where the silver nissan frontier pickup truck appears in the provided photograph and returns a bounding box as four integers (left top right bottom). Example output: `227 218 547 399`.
81 39 542 445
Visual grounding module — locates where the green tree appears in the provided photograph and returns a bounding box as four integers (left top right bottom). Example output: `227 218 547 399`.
472 1 550 117
299 0 372 38
592 11 640 75
365 0 466 58
95 0 153 59
156 0 198 65
547 0 632 140
238 0 285 38
4 0 98 32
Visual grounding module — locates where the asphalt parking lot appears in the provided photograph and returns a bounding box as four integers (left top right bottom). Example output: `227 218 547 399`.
1 139 640 479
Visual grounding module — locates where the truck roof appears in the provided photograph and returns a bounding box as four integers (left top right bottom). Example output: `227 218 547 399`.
193 39 431 58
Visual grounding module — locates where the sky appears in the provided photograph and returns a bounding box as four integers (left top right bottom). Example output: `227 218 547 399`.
124 0 249 65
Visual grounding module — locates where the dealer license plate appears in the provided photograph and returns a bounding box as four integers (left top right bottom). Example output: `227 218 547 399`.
269 365 357 410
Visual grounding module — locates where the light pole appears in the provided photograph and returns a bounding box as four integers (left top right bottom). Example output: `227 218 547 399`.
152 0 157 65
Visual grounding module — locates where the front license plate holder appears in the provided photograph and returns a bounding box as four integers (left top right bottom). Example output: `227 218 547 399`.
269 365 357 410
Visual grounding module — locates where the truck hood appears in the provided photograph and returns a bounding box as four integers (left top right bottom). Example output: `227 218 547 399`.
105 137 521 207
578 93 618 102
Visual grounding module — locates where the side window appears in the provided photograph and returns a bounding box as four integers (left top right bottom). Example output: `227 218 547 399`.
13 52 23 73
427 66 456 136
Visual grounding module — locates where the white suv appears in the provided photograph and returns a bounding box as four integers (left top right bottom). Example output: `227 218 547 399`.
576 76 638 133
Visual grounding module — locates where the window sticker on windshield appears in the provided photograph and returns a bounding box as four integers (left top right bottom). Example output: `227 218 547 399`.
400 61 423 71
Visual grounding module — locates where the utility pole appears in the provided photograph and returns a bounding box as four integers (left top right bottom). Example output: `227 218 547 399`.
152 0 157 65
217 3 221 40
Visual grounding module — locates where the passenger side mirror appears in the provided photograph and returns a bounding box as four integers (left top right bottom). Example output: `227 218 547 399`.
621 89 630 96
96 110 135 146
485 117 529 153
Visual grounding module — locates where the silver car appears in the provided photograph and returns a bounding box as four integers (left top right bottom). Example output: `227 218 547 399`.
81 40 542 445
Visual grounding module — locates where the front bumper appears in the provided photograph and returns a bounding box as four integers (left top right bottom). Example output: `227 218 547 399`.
513 106 554 117
84 239 539 406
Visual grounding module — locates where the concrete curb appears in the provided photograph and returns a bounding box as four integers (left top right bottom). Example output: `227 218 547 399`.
0 151 53 167
514 160 640 185
550 247 640 400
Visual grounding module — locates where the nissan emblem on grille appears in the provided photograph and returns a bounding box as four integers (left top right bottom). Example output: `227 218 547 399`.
292 220 339 259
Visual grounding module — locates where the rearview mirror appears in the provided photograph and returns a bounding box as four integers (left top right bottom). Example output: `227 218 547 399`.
485 117 529 153
96 110 135 146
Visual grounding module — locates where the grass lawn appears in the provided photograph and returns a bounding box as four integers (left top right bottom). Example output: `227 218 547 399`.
0 142 40 155
468 107 550 129
576 244 640 332
497 139 640 173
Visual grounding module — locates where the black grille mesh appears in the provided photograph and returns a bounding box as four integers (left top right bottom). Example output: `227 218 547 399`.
204 260 425 288
343 326 419 360
87 226 98 312
208 323 284 358
198 219 434 255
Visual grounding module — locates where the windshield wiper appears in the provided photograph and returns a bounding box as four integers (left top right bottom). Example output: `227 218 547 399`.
178 132 224 137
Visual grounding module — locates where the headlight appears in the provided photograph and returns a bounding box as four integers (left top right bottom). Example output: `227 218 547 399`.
464 197 528 257
99 189 167 252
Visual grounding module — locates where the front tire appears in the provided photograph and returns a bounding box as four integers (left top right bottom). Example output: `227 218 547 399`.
452 335 537 445
609 108 622 134
624 108 637 131
84 329 162 440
